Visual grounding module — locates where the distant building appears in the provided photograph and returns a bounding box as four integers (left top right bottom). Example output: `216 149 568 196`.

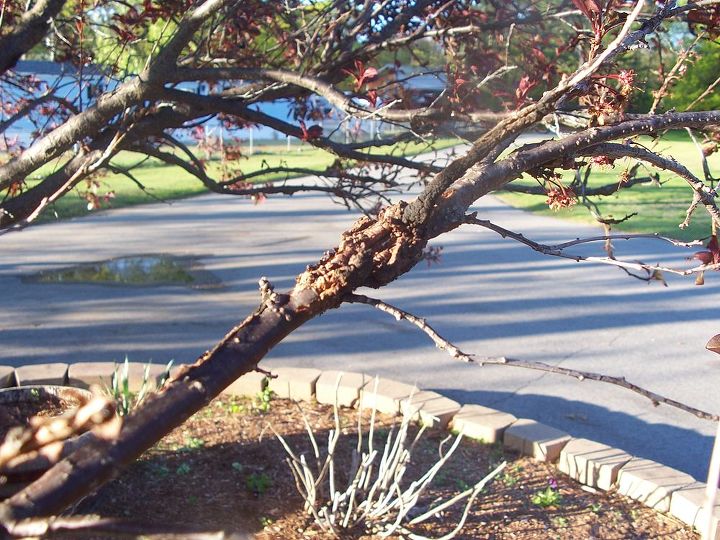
370 65 447 108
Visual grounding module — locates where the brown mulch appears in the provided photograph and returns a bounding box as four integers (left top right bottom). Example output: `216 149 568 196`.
72 395 698 539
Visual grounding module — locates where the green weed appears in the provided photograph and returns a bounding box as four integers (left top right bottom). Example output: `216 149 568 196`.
252 384 275 414
246 472 272 496
176 462 191 475
531 486 563 508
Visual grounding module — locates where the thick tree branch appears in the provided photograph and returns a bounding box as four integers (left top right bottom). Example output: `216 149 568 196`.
503 175 654 196
171 67 509 124
0 202 427 520
0 0 67 76
431 111 720 237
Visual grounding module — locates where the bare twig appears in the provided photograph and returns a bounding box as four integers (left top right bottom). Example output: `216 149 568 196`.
464 215 714 279
346 294 719 422
686 128 718 184
345 293 472 362
686 74 720 112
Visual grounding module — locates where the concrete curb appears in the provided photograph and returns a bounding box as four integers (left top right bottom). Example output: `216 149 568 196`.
1 363 716 537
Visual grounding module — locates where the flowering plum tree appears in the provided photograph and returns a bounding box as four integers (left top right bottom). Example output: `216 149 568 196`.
0 0 719 533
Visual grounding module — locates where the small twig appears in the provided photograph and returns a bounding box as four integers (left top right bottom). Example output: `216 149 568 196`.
345 295 719 422
551 233 702 249
464 215 717 279
475 355 719 421
345 294 472 362
575 142 720 230
686 128 718 184
106 164 171 205
686 74 720 112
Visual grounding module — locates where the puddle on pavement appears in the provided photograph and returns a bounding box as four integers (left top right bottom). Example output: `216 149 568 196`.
23 255 222 289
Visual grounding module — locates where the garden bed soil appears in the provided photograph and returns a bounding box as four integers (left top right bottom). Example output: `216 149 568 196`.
74 395 699 539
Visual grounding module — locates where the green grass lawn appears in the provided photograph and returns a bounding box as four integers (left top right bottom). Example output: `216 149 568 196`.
31 137 460 223
27 131 718 240
497 132 720 241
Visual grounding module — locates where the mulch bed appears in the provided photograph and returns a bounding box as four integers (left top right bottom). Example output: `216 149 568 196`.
72 395 698 539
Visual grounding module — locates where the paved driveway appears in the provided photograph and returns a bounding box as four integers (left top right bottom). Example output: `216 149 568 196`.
1 171 718 480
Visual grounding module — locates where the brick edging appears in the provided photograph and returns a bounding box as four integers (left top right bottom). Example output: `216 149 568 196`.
1 363 716 537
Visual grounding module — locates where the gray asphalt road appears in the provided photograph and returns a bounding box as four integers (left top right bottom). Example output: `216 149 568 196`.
1 168 718 480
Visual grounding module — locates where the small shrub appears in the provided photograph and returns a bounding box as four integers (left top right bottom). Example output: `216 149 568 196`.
181 436 205 451
501 465 521 486
176 462 191 475
273 376 506 539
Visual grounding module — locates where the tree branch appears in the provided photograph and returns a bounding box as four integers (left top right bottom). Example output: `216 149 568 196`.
0 0 67 76
345 293 719 422
154 88 441 174
432 111 720 237
463 214 716 279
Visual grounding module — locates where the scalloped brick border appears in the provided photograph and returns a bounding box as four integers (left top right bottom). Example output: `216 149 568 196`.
0 363 716 537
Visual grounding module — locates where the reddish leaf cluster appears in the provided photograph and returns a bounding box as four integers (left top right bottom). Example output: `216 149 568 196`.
515 75 538 107
343 60 378 91
545 186 577 211
592 155 616 167
581 69 636 125
226 179 267 205
693 235 720 266
81 177 115 211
